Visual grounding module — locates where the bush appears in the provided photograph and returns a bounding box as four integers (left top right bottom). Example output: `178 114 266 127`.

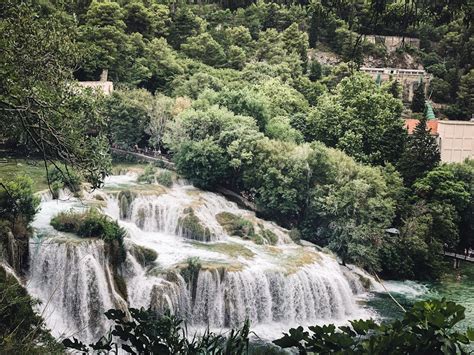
274 299 474 354
156 170 173 187
63 308 250 354
137 164 156 184
51 209 125 243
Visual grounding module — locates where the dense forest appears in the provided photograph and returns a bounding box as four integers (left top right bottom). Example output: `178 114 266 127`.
0 0 473 353
2 0 473 279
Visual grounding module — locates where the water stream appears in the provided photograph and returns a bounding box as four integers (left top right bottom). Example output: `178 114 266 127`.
26 173 379 343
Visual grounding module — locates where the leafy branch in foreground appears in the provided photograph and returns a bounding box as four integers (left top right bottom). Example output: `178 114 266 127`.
273 299 474 355
63 308 250 354
0 1 111 189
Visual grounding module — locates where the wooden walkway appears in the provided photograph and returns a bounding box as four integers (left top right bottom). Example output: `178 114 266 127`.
441 251 474 263
111 148 258 212
111 148 176 170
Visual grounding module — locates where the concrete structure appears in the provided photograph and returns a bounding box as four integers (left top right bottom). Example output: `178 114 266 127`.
77 69 113 95
360 67 430 102
404 119 474 163
437 120 474 163
365 35 420 52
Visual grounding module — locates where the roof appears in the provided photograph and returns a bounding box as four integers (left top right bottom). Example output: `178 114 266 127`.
404 119 438 135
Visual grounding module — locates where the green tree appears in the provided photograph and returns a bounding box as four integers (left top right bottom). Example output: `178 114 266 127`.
307 73 406 165
308 60 322 81
457 69 474 117
411 81 426 113
398 116 440 186
181 33 226 67
282 23 309 68
144 37 186 92
145 95 175 150
168 8 204 49
0 1 111 188
105 89 153 149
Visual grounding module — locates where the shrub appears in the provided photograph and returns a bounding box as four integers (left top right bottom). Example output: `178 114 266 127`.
274 299 474 354
0 266 61 353
137 164 156 184
261 229 278 245
51 209 125 243
63 308 250 354
156 170 173 187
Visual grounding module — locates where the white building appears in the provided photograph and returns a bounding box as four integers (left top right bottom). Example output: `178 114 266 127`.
437 120 474 163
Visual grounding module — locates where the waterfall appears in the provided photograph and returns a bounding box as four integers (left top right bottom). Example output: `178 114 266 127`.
28 237 125 342
25 175 376 345
136 263 359 329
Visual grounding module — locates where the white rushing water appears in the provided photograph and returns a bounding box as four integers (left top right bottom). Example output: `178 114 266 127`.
25 173 378 343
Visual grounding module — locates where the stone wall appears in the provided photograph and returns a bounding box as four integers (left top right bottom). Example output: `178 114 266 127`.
360 67 431 102
365 35 420 52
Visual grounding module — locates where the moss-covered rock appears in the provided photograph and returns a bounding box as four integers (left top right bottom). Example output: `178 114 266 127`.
118 190 134 219
131 244 158 267
260 229 278 245
113 273 128 301
50 209 127 269
178 209 213 242
215 212 255 238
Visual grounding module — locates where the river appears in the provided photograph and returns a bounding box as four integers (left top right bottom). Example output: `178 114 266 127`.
368 263 474 345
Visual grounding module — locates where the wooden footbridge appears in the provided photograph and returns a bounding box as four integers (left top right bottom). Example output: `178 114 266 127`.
441 250 474 268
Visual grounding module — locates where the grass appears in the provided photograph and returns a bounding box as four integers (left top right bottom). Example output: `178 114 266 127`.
190 241 255 259
0 158 49 192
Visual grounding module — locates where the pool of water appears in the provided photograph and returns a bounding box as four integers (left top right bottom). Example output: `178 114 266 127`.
368 263 474 347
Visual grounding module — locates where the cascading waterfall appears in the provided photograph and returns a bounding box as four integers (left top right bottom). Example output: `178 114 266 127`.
25 174 378 344
28 237 126 341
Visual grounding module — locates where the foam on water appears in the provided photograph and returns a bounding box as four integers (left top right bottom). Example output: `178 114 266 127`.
25 174 377 343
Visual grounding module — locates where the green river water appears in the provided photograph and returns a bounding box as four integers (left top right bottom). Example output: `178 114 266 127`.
369 263 474 345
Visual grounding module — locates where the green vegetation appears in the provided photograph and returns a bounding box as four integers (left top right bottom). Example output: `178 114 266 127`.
63 299 473 354
48 166 82 196
0 160 49 192
178 208 213 242
0 266 62 354
51 209 125 243
51 209 126 269
157 170 174 188
0 177 59 352
0 176 40 274
137 164 157 184
1 0 472 283
1 1 111 188
274 299 474 354
216 212 255 238
63 308 250 354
